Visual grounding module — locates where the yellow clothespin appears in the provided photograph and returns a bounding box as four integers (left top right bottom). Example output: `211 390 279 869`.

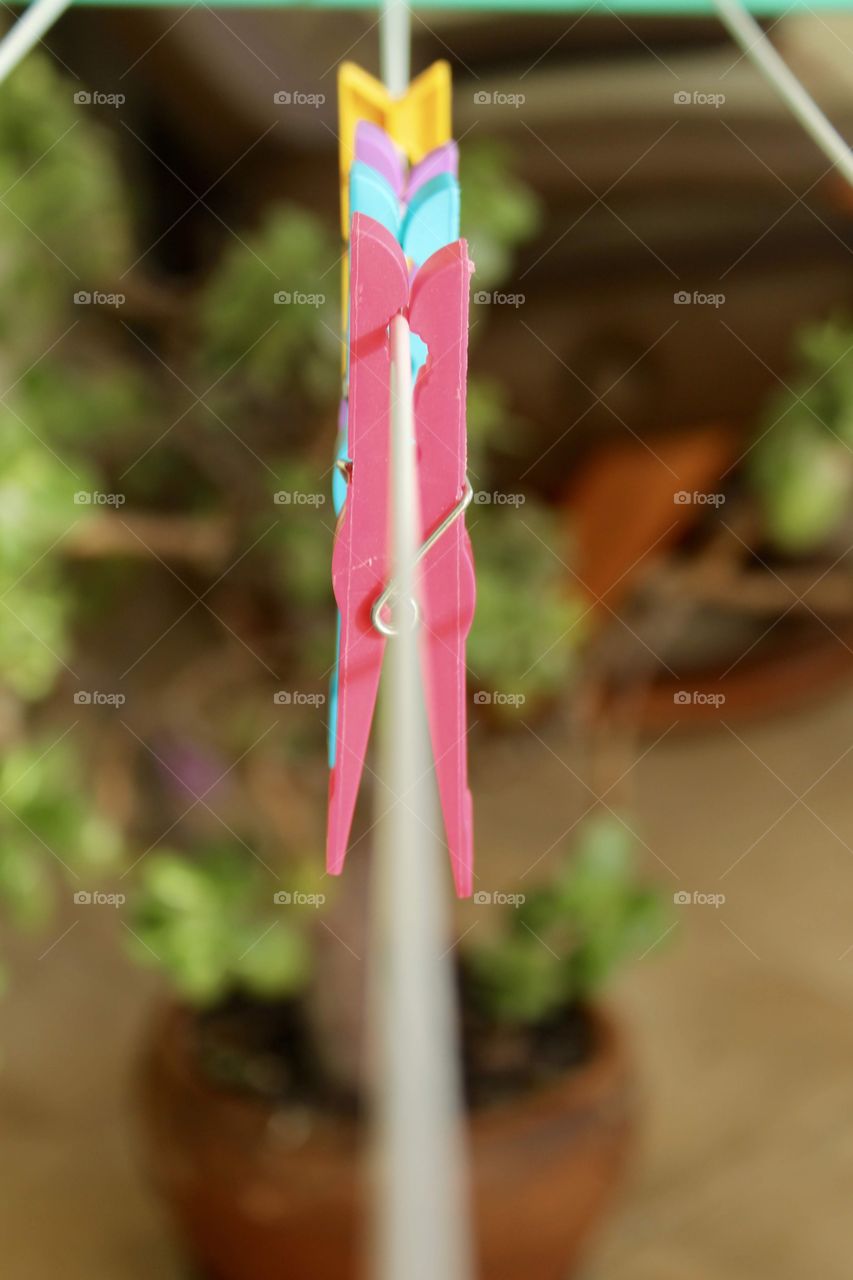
337 59 452 235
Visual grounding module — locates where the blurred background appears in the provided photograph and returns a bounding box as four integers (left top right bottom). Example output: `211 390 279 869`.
2 3 853 1278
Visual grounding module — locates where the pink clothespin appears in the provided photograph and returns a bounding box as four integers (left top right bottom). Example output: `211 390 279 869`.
327 213 475 898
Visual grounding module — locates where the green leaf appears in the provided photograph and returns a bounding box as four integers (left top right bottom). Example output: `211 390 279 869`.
73 813 123 873
461 141 542 291
468 503 587 711
467 935 568 1024
750 315 853 552
159 916 233 1005
235 922 310 1000
465 814 668 1021
558 814 635 908
0 843 53 929
140 852 220 914
753 417 851 552
197 205 339 407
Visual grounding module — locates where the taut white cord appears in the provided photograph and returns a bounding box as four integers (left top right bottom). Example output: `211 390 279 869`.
379 0 410 97
0 0 74 86
715 0 853 187
368 5 474 1280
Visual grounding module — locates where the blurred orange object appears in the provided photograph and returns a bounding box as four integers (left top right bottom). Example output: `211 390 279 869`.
568 425 738 611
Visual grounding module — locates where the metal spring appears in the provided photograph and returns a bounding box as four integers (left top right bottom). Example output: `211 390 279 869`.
371 479 473 637
336 459 472 638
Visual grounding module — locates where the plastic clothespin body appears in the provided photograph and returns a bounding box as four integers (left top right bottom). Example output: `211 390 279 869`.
330 144 460 758
409 235 475 898
327 214 474 898
330 63 460 765
327 216 408 863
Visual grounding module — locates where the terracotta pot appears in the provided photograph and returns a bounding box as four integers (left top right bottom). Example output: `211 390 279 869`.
136 1003 636 1280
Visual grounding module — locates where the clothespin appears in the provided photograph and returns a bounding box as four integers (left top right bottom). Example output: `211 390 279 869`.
328 213 474 898
329 111 461 766
338 60 452 234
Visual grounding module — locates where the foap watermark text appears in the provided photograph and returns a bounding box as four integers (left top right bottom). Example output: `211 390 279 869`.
273 890 326 907
674 890 726 908
674 490 725 507
473 890 526 907
473 691 526 708
673 90 725 109
273 691 326 706
673 691 725 708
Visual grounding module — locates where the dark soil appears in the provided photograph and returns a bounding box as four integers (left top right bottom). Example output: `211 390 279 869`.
194 977 594 1116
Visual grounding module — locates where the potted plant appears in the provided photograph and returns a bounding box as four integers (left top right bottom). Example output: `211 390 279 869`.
132 814 667 1280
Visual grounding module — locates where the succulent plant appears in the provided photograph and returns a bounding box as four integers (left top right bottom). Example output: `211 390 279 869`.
466 814 669 1024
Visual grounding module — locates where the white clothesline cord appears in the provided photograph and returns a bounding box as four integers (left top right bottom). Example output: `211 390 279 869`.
369 313 473 1280
380 0 410 95
368 4 474 1280
0 0 74 85
715 0 853 187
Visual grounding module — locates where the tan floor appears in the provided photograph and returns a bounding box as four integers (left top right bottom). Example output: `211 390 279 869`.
3 690 853 1277
586 692 853 1280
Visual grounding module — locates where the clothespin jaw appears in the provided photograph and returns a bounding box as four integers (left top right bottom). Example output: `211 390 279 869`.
349 160 402 239
355 121 405 197
327 214 410 875
327 214 475 898
410 239 475 898
409 140 458 198
338 59 452 234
